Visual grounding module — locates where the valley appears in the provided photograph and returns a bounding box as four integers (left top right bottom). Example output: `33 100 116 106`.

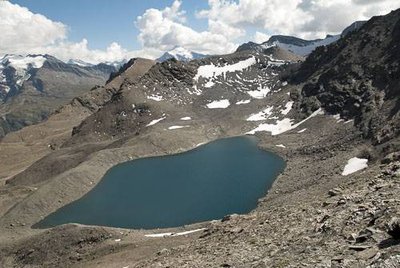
0 4 399 268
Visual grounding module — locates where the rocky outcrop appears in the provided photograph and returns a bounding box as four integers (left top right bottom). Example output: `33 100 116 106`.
292 9 400 146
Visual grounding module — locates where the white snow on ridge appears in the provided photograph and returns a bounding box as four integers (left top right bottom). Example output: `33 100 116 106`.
180 117 191 121
263 35 340 57
6 55 46 70
297 128 307 133
146 116 166 127
194 57 256 81
342 157 368 176
246 107 273 121
246 108 323 136
236 100 251 105
206 99 230 109
168 47 193 59
0 55 47 88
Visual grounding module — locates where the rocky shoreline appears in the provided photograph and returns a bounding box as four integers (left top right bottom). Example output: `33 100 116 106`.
1 107 398 267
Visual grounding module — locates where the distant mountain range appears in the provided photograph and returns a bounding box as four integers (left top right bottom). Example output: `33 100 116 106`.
67 59 127 68
157 46 208 62
237 21 366 57
0 54 118 136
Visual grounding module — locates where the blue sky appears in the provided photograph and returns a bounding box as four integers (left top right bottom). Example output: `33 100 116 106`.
12 0 209 50
1 0 399 63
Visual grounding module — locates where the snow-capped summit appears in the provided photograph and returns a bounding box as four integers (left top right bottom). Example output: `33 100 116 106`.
67 59 126 68
157 46 208 62
0 54 48 97
236 35 340 57
0 54 119 101
236 21 366 57
67 59 94 67
260 35 340 57
102 59 127 68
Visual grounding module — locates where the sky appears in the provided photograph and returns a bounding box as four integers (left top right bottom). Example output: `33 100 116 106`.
1 0 399 63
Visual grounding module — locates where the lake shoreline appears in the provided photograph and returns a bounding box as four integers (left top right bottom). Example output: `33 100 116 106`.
1 113 392 267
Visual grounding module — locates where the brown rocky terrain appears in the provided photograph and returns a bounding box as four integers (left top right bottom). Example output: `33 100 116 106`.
0 9 399 268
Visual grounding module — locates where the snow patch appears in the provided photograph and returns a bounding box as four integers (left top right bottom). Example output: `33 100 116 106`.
168 125 189 130
188 85 202 95
246 108 323 135
180 117 191 121
206 99 230 109
276 144 286 148
204 80 215 88
147 95 163 101
236 99 251 105
146 116 166 127
247 84 270 99
194 57 256 81
7 55 46 70
297 128 307 133
342 157 368 176
246 107 273 121
280 101 294 115
145 228 206 238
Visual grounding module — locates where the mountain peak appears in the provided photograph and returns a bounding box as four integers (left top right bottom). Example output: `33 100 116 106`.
157 46 208 62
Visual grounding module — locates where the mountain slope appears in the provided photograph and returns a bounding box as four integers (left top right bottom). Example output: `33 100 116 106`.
293 9 400 145
0 58 155 181
0 55 118 137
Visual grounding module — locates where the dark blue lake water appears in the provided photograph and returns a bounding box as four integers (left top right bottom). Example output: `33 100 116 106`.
35 136 285 229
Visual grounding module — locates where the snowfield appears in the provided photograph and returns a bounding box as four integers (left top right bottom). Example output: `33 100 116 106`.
6 55 46 70
206 99 230 109
246 108 323 135
1 55 47 88
236 100 251 105
246 107 273 121
146 117 166 127
247 85 271 99
342 157 368 176
194 57 256 81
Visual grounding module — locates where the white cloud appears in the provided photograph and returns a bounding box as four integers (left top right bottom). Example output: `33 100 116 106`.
31 39 158 64
1 0 399 63
0 1 158 63
135 0 237 55
199 0 400 39
252 32 270 44
0 1 66 53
